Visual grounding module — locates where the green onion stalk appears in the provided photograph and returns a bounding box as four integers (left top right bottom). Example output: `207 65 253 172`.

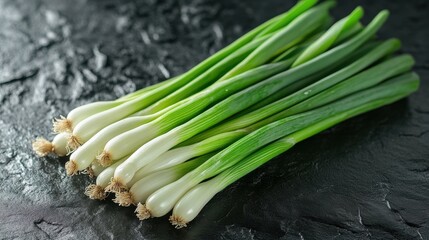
51 79 173 134
32 132 71 157
95 3 335 169
137 72 419 220
33 0 327 162
113 154 214 207
60 0 318 152
122 130 248 191
66 99 189 175
68 32 306 174
142 1 335 115
181 39 406 144
169 72 420 228
125 60 419 188
258 55 414 125
108 11 389 191
89 161 106 177
215 54 414 144
80 0 320 195
218 1 335 81
230 40 379 120
97 60 294 172
84 156 128 200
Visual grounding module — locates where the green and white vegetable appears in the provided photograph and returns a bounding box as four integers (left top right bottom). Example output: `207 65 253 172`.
110 11 389 189
114 154 213 207
52 78 174 134
169 72 420 228
32 132 70 157
126 130 247 187
182 39 401 144
84 156 128 200
62 0 317 151
100 60 294 169
65 99 190 175
139 73 419 219
31 1 420 229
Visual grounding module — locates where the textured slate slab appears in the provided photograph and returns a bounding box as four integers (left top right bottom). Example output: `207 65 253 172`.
0 0 428 239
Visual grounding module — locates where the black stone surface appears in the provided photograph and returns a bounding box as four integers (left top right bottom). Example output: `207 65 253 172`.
0 0 428 239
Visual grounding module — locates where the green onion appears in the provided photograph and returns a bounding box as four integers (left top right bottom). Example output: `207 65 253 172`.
219 1 334 81
182 39 403 143
274 55 414 118
292 7 363 67
65 99 191 175
90 161 106 177
111 11 389 189
88 4 333 165
52 78 175 134
64 0 314 150
169 72 420 228
99 60 294 168
52 102 121 134
139 72 419 219
66 33 277 151
255 0 318 37
333 22 363 44
126 130 248 187
31 1 422 230
138 33 276 115
114 154 212 207
32 132 70 157
239 40 378 115
85 156 128 200
244 57 414 132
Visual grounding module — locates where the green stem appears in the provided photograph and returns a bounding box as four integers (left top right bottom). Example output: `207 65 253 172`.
219 73 419 187
187 72 419 184
176 28 392 144
219 1 334 81
170 73 419 225
141 33 274 114
292 6 363 67
255 0 319 37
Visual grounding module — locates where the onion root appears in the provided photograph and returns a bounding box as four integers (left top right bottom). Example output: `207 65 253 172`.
65 160 78 176
32 137 54 157
85 184 107 200
52 116 72 133
135 203 151 220
105 178 127 193
97 151 112 167
169 215 188 229
67 135 81 152
113 191 135 207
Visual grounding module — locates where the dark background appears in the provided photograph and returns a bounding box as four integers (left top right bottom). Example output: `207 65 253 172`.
0 0 428 239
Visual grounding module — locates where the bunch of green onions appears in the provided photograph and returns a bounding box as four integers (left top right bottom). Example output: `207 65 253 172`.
32 0 420 229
